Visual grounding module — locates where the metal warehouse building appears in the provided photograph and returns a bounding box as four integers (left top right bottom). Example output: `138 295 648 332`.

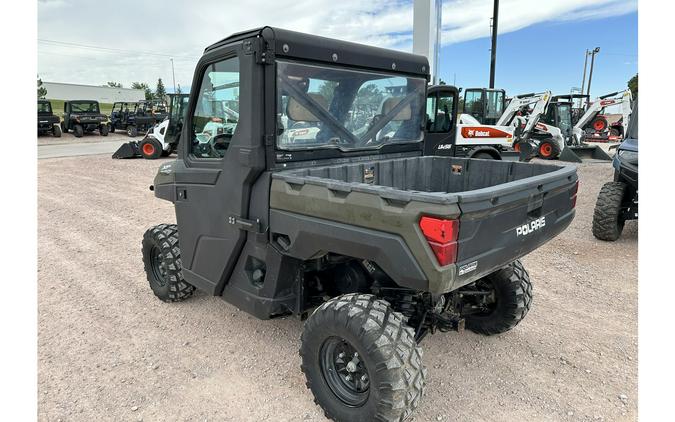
42 82 145 103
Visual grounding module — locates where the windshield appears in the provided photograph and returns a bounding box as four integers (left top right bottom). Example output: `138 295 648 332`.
277 60 426 151
557 104 573 136
70 102 99 113
38 101 52 113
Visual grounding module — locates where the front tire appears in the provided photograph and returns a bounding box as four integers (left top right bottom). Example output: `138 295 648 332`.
73 124 84 138
127 125 138 137
300 294 426 422
538 140 560 160
142 224 195 302
140 137 163 159
100 124 109 136
592 181 627 241
53 124 62 138
464 260 533 335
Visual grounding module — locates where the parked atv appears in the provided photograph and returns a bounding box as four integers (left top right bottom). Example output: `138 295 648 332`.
37 100 61 137
592 100 638 241
61 100 109 137
109 101 156 137
141 27 578 422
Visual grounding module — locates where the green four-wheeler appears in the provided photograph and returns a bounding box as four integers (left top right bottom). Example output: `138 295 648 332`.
109 101 156 137
61 100 109 137
37 100 62 137
141 27 579 421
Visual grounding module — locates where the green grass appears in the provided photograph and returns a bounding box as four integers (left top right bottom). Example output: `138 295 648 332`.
47 99 114 117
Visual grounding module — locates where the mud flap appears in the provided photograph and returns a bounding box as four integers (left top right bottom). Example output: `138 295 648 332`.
112 142 140 159
561 145 612 162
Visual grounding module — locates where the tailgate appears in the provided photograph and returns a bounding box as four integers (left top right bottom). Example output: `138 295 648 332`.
452 164 578 287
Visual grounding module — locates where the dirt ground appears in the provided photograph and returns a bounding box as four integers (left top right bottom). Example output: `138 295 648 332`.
38 153 637 422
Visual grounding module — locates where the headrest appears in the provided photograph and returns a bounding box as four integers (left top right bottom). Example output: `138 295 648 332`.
287 93 328 122
381 97 412 121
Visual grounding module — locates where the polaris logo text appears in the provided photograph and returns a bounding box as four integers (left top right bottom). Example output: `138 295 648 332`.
516 216 546 236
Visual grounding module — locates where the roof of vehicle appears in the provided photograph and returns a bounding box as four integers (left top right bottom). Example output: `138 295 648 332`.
66 100 99 103
204 26 430 78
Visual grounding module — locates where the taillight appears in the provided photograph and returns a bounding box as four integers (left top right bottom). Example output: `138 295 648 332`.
571 180 579 208
419 216 459 266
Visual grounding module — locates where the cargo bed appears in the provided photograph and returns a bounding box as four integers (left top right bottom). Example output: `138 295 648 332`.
270 156 578 293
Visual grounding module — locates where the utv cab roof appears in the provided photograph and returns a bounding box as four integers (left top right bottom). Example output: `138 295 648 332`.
204 26 430 79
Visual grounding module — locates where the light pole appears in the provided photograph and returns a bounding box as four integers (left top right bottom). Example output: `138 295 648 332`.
489 0 499 88
170 58 177 94
580 49 589 109
586 47 600 106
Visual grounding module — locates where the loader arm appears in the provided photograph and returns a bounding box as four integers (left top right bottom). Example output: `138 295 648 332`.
574 89 633 132
496 91 551 127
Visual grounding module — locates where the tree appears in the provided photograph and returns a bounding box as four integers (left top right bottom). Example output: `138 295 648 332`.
106 81 123 88
627 73 638 98
356 83 383 114
37 77 47 99
318 80 338 103
155 78 166 101
131 82 153 101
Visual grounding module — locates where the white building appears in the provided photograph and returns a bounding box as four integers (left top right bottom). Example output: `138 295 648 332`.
42 82 145 103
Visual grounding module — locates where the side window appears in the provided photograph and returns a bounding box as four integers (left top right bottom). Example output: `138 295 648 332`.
191 56 240 158
486 90 504 120
426 96 437 131
464 90 484 121
426 93 454 133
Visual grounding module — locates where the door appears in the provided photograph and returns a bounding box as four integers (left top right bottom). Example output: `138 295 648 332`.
424 85 458 155
166 95 189 144
173 49 262 295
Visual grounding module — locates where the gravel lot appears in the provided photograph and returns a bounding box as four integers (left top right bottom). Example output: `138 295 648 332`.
38 152 637 422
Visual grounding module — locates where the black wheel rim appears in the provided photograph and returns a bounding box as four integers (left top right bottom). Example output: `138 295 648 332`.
149 246 168 287
319 337 370 407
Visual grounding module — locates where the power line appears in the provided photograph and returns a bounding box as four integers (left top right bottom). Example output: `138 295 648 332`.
37 38 200 60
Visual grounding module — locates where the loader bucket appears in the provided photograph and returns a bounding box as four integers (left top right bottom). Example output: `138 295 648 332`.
565 145 612 161
557 147 583 163
112 142 141 159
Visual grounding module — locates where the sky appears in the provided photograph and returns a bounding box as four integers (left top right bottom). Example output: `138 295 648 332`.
37 0 637 98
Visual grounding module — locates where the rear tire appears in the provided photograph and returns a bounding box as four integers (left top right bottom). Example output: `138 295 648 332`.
301 294 426 422
127 125 138 137
592 181 627 241
142 224 195 302
140 138 163 159
100 124 109 136
538 140 560 160
110 123 116 133
464 260 533 335
472 152 496 160
53 125 62 138
73 124 84 138
61 122 68 134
